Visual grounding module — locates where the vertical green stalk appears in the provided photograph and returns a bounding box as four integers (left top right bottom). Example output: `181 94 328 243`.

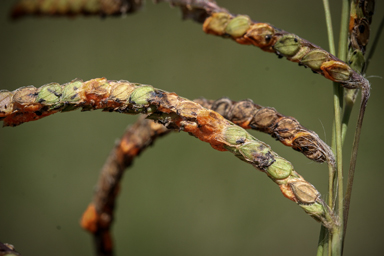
318 1 337 255
331 0 350 255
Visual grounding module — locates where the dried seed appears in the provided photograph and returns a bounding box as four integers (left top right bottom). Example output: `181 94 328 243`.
109 81 135 102
13 86 38 105
250 107 279 133
210 97 232 117
245 23 275 48
290 181 319 204
203 12 231 36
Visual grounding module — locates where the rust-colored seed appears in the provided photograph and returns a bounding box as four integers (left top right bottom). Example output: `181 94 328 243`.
292 135 326 162
245 23 276 50
202 12 231 36
1 78 335 231
198 97 333 164
274 117 300 139
321 61 352 82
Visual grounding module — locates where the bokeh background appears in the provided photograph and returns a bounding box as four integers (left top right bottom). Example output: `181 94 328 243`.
0 0 383 255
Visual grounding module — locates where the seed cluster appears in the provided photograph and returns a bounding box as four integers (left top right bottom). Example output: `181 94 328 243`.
195 98 334 164
0 78 335 227
11 0 142 18
348 0 375 73
203 12 370 92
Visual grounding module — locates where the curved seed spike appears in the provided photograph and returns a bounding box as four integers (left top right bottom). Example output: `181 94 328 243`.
12 1 370 94
0 78 334 163
1 80 334 164
195 97 335 165
0 78 337 228
11 0 143 18
200 6 371 93
81 116 171 255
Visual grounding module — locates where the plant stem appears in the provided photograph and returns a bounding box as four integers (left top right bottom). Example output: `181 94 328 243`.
342 0 377 250
322 0 336 55
331 0 350 255
317 225 326 256
320 0 338 254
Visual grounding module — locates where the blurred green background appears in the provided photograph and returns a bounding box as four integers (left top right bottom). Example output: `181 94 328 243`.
0 0 383 255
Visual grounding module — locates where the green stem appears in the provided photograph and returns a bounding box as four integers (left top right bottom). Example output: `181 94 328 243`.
331 0 350 255
331 82 344 256
331 228 343 256
322 0 336 54
317 225 326 256
320 0 338 255
341 91 356 144
337 0 350 61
